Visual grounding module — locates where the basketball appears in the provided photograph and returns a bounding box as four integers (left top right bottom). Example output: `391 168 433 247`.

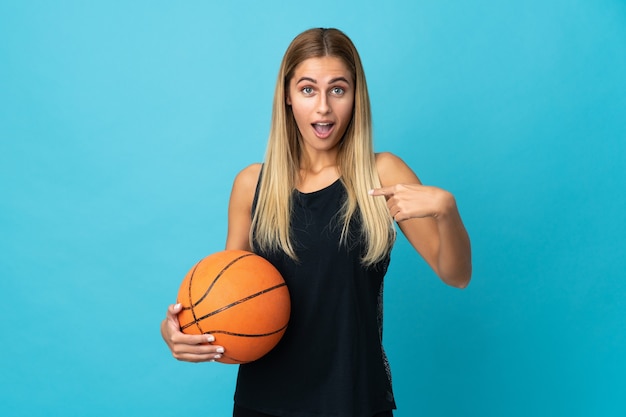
176 250 290 364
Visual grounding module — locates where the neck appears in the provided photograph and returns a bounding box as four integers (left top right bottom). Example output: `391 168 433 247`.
299 149 339 175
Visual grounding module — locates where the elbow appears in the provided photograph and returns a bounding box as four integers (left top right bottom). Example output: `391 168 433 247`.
445 276 471 289
441 264 472 289
452 276 471 289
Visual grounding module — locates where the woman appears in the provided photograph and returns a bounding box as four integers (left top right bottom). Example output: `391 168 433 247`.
161 28 472 417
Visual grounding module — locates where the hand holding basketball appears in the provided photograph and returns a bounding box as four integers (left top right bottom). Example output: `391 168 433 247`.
175 250 290 364
161 303 225 362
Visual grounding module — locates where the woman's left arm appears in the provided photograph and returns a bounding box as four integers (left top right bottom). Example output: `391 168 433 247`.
371 152 472 288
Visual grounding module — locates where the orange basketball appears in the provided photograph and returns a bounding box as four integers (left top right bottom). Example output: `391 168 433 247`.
176 250 290 364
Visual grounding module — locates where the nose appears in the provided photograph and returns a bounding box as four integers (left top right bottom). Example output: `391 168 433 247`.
316 94 331 115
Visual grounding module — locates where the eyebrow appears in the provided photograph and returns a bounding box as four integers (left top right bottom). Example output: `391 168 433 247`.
296 76 351 85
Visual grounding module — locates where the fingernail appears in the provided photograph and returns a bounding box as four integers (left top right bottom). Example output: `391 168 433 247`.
216 347 224 353
207 335 215 342
368 189 374 195
214 354 222 359
175 303 182 309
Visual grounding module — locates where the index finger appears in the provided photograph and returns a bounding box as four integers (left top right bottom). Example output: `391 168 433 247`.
368 187 394 197
173 332 218 346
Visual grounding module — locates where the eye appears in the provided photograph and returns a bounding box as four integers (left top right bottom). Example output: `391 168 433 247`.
301 86 314 95
331 87 345 96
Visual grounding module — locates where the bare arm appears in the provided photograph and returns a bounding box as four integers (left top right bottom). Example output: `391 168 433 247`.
160 163 262 362
371 152 472 288
225 163 262 250
160 303 224 362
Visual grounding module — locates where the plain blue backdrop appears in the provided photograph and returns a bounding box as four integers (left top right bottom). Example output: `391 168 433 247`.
1 1 625 416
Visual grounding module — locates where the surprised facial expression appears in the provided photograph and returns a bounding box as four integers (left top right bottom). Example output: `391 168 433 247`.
286 56 355 156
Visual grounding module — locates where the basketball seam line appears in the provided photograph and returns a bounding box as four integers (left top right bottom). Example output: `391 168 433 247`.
185 253 255 334
200 323 289 338
180 282 288 331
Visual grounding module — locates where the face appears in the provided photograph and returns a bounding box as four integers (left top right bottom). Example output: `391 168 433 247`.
286 56 355 158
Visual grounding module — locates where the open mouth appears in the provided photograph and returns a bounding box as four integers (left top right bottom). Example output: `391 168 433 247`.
312 122 335 138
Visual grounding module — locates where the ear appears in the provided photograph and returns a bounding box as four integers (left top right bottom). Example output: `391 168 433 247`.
285 93 292 106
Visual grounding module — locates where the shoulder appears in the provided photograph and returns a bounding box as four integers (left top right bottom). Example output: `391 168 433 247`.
374 151 405 172
233 163 263 188
374 152 421 186
230 163 263 203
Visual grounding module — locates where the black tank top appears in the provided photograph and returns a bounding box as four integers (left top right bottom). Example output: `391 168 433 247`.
234 175 396 417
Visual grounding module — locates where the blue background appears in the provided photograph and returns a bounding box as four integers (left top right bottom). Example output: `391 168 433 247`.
1 1 625 416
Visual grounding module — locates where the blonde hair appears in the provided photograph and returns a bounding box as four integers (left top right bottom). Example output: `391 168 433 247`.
251 28 395 265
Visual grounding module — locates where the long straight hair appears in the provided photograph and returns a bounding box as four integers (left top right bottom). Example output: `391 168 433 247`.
251 28 395 265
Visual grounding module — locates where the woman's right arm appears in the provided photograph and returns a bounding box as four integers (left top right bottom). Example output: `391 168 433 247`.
225 163 262 251
160 303 224 362
160 163 262 362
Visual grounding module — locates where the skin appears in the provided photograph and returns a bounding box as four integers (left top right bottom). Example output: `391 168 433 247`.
287 56 354 191
161 56 472 363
